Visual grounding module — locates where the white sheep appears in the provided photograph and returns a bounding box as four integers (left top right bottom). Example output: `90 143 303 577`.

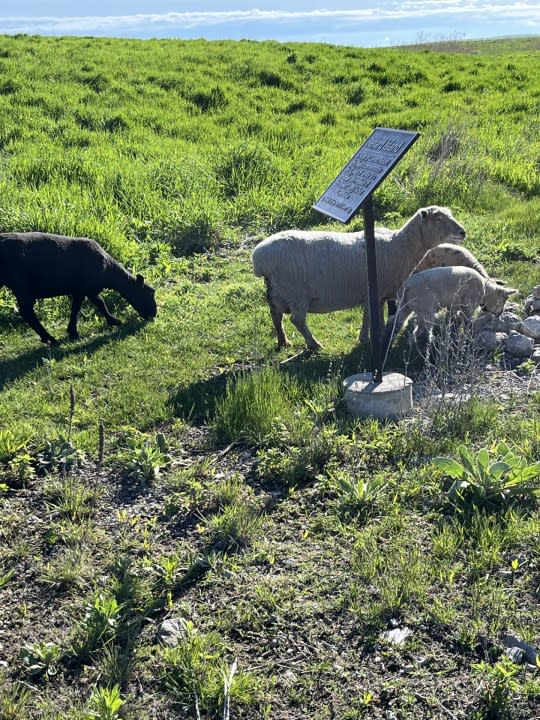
384 242 493 319
252 206 466 351
383 266 517 351
415 243 489 277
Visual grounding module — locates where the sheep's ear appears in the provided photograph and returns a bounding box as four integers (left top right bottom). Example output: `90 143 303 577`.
504 287 519 297
492 277 507 286
136 273 144 286
420 208 428 219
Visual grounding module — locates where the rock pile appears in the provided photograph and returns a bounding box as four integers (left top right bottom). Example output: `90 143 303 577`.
474 284 540 368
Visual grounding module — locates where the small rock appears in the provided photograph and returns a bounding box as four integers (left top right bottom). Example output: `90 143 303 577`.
157 618 188 647
505 331 534 358
474 313 500 334
476 331 507 352
284 669 297 683
502 353 523 370
380 627 413 645
498 311 523 333
503 634 539 665
532 348 540 365
504 301 521 315
504 646 525 664
532 285 540 299
522 315 540 341
0 660 8 669
524 295 540 315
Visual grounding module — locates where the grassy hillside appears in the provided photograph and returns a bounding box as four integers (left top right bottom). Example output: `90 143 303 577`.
0 35 539 719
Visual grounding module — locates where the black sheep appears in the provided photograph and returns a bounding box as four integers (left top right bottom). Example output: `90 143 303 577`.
0 232 157 344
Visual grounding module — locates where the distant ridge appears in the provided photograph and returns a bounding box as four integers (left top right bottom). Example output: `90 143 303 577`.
396 34 540 54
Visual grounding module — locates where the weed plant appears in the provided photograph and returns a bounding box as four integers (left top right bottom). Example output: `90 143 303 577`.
0 680 30 720
161 619 259 718
70 594 123 665
434 442 540 515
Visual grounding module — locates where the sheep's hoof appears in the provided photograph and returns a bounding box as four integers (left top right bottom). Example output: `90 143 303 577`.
68 330 80 340
108 317 121 327
42 336 58 346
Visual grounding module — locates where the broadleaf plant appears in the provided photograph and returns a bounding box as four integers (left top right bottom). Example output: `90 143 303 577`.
433 442 540 512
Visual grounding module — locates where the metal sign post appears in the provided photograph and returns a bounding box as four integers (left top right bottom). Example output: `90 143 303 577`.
313 127 419 382
362 195 382 382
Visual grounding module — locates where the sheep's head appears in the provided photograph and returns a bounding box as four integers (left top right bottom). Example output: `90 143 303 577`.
419 206 466 245
481 282 518 316
132 274 157 319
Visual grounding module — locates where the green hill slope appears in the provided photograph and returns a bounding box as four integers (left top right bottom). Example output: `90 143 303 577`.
0 35 539 720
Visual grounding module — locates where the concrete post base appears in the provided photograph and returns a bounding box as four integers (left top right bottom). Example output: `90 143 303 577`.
343 372 413 420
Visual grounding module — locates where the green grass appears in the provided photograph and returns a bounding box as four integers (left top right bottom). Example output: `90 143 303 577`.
0 33 539 719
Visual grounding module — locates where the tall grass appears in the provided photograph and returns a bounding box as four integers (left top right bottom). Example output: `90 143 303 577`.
213 366 294 444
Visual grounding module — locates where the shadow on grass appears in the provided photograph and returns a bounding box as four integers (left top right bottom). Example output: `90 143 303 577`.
0 318 148 391
168 342 379 425
168 360 255 425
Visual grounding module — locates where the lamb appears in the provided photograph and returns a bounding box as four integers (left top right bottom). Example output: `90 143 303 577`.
385 242 492 318
416 242 491 277
251 206 466 351
383 266 517 351
0 232 157 344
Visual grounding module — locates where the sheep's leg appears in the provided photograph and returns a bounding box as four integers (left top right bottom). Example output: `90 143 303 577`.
358 305 369 344
89 294 121 327
359 301 387 345
67 295 85 339
17 298 57 344
290 309 322 351
264 277 289 349
269 305 290 349
383 305 407 354
414 318 434 359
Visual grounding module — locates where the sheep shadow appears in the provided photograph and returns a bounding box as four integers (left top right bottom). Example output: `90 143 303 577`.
167 343 378 427
0 319 148 391
168 360 254 425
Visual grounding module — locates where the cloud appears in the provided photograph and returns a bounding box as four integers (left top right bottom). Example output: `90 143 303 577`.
0 3 539 37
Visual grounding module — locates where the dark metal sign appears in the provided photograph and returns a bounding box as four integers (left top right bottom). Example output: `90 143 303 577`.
313 127 419 223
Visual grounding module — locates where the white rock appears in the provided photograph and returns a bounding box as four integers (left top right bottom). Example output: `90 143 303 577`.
505 331 534 357
532 348 540 365
532 285 540 299
380 627 413 645
503 634 539 665
157 618 188 647
522 315 540 341
284 670 298 683
504 646 525 664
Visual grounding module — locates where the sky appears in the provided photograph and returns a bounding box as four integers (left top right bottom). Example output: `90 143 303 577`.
0 2 539 47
